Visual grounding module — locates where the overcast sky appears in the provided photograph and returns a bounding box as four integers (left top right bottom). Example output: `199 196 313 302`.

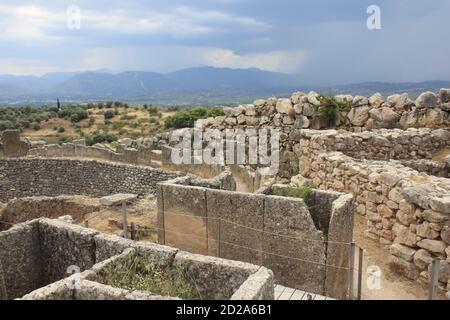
0 0 449 85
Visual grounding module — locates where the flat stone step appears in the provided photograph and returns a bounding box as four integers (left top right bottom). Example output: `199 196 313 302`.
99 193 138 206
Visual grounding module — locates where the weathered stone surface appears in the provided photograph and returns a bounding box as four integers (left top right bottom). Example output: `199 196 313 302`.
387 93 414 110
162 184 208 255
388 255 419 280
439 88 450 103
263 195 326 294
99 194 137 206
393 223 417 247
416 222 440 239
38 219 99 285
427 260 449 284
369 93 384 108
422 209 449 224
389 243 416 262
0 222 41 299
348 106 370 126
175 251 259 300
417 239 447 254
231 267 274 300
206 190 265 265
1 130 31 157
276 99 293 114
441 225 450 244
415 91 439 109
413 249 433 270
0 158 181 203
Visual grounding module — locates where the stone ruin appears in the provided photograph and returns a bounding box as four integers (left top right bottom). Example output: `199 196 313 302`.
0 130 30 158
1 88 449 300
0 218 273 300
156 177 354 299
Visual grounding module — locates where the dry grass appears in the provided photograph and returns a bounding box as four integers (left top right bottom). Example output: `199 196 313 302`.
103 255 200 299
432 148 450 164
82 197 158 241
22 107 176 144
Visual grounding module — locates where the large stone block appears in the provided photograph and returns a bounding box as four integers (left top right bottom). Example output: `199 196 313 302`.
388 255 420 280
0 221 41 299
206 190 264 265
1 130 29 157
325 194 354 300
263 195 326 294
38 218 99 285
162 184 208 255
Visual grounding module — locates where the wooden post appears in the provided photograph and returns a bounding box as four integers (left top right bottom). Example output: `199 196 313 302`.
122 201 128 239
131 222 136 240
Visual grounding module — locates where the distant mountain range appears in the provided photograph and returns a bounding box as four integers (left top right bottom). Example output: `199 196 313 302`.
0 67 449 106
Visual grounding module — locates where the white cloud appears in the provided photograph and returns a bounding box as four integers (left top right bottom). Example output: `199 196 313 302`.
76 46 306 74
0 4 64 41
0 3 268 42
204 48 306 73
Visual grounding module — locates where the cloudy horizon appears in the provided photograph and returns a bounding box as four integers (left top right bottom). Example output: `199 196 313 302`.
0 0 449 85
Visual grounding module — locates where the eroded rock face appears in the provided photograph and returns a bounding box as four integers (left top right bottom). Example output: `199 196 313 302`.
440 88 450 103
276 99 293 114
347 106 370 126
416 91 439 109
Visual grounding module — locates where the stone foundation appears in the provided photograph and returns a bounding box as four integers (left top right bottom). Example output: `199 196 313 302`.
157 177 354 299
0 218 274 300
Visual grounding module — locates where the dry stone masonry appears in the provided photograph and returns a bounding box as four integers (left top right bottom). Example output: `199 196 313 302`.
0 218 274 300
0 158 181 202
156 177 354 299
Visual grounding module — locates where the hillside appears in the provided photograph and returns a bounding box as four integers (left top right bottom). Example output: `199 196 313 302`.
0 67 449 106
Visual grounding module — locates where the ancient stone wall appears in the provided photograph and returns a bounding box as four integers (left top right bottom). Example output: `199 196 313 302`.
160 145 225 178
194 89 450 177
0 130 30 157
298 132 450 293
1 218 273 300
157 178 354 299
203 89 450 131
295 128 450 161
0 158 181 202
0 196 102 227
27 142 161 167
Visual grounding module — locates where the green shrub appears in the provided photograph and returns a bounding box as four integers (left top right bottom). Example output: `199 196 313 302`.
112 121 126 130
0 120 17 131
148 107 158 115
57 126 65 133
104 110 115 120
120 114 137 121
58 107 88 123
207 107 225 118
85 133 118 146
271 184 314 205
315 95 352 127
32 123 41 131
103 256 199 299
164 107 209 129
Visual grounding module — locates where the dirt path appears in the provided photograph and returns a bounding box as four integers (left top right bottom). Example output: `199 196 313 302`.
233 175 252 193
353 214 442 300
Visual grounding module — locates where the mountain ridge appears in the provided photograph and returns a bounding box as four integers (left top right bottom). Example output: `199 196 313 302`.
0 67 449 105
